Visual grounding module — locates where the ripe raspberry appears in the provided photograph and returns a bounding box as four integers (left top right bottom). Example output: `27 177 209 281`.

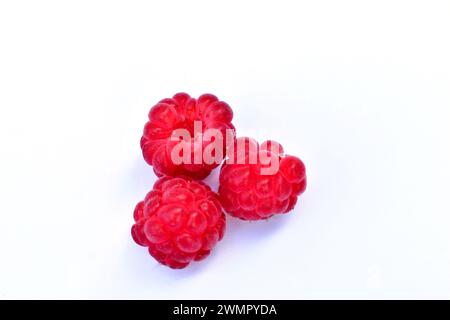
131 176 226 269
219 137 307 220
141 93 236 180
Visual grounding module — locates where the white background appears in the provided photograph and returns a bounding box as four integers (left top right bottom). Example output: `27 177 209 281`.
0 0 449 299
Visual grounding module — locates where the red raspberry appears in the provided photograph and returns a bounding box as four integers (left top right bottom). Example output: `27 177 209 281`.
141 93 236 180
218 137 307 220
131 176 226 269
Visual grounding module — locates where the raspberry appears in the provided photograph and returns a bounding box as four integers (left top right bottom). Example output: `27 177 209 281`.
131 176 226 269
218 137 307 220
141 93 236 180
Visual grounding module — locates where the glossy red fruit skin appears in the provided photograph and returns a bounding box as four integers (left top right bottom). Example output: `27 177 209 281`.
140 93 236 180
131 176 226 269
219 137 306 220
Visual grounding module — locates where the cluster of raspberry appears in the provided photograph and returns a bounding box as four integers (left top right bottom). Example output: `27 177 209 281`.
132 93 307 269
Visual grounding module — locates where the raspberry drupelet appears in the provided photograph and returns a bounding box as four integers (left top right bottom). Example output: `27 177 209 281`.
219 137 307 220
132 176 226 269
141 93 236 180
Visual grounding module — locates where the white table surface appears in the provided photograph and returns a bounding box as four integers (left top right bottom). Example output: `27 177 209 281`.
0 0 449 299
